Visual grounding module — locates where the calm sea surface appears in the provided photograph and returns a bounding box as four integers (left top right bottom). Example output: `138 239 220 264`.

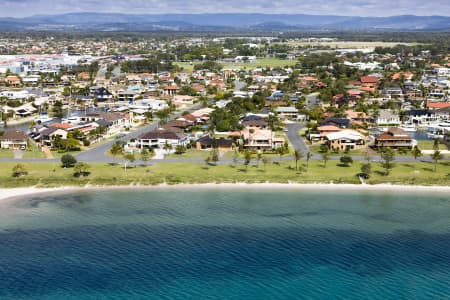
0 188 449 300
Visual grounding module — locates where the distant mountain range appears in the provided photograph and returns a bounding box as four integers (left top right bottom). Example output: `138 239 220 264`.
0 13 449 31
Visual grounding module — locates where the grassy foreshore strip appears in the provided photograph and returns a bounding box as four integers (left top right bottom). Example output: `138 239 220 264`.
0 160 449 189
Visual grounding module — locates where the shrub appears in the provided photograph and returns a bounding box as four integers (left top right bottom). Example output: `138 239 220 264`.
339 155 353 167
61 154 77 168
12 163 28 177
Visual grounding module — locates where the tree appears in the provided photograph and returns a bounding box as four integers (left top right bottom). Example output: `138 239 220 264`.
411 146 422 166
204 156 211 166
256 153 263 168
123 153 136 171
110 142 123 162
294 150 303 171
433 139 440 151
380 147 395 176
321 152 330 168
339 155 353 167
163 142 173 153
306 152 313 169
232 150 240 166
74 162 90 177
210 148 219 165
175 145 186 155
61 154 77 168
155 108 171 123
140 148 152 163
276 147 285 162
262 157 269 171
360 163 372 179
12 163 28 177
244 150 252 170
52 100 64 118
431 150 443 172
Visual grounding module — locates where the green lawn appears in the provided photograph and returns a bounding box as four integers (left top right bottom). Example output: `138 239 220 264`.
22 143 46 159
309 144 368 157
166 149 210 159
51 150 82 159
416 140 448 151
0 159 448 188
0 149 13 158
175 58 298 73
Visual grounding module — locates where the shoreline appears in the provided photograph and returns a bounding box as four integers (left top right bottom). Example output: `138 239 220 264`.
1 182 450 202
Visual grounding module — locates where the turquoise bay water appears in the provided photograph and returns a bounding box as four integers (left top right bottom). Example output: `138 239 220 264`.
0 188 449 299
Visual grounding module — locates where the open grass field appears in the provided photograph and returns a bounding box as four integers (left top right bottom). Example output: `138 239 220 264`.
0 159 448 188
285 41 413 48
175 58 298 73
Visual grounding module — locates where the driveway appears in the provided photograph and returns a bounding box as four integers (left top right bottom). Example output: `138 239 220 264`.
13 150 23 159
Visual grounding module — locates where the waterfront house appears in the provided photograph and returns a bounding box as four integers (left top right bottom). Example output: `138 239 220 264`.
195 135 234 151
38 126 69 146
374 128 415 149
0 130 28 149
238 129 284 151
324 130 367 151
137 128 188 149
92 87 113 102
376 110 401 127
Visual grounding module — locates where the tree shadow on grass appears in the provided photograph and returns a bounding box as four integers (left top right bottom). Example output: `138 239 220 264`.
337 163 352 167
374 170 386 176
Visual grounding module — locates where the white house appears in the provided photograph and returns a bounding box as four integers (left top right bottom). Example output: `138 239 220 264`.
0 130 28 149
275 106 299 120
376 110 401 126
137 128 188 149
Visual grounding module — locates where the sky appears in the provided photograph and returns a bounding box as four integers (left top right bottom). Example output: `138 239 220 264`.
0 0 449 18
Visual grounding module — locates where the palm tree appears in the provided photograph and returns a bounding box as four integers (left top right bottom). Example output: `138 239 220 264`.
276 147 285 162
306 152 312 170
294 150 303 171
163 142 173 154
321 152 330 168
411 146 422 167
431 150 443 172
140 148 151 163
256 153 262 168
232 150 240 166
244 150 252 170
433 139 440 151
123 153 136 172
262 157 269 171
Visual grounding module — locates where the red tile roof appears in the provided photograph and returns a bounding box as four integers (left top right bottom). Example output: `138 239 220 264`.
427 102 450 109
360 76 380 84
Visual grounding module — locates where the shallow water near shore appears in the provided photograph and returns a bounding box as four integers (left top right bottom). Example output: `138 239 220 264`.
1 189 449 299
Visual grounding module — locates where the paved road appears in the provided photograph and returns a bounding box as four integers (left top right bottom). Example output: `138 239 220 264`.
76 103 203 163
306 92 320 110
234 80 245 91
285 123 310 155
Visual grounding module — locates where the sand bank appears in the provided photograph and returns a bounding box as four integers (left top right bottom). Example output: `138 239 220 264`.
1 183 449 202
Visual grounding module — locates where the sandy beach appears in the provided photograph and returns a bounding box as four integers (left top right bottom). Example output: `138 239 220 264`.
1 183 450 202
